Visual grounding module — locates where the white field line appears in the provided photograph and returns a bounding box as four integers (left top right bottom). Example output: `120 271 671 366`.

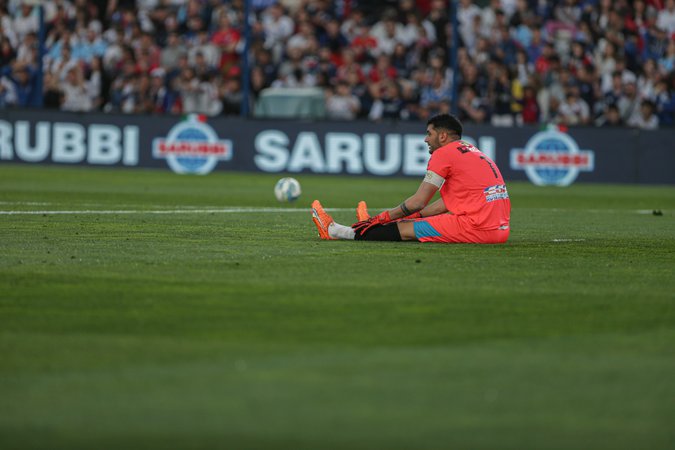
0 207 356 215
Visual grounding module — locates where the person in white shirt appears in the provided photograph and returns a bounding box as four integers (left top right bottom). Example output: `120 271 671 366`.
657 0 675 34
628 99 659 130
325 81 360 120
370 13 407 57
60 65 94 112
261 3 294 62
12 2 37 41
558 87 591 126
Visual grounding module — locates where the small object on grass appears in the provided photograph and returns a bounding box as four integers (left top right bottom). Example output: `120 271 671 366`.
652 209 663 216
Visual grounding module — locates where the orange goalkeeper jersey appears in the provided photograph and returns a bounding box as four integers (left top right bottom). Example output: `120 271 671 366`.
426 139 511 231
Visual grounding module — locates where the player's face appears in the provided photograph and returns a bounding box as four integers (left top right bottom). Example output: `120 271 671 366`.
424 124 442 154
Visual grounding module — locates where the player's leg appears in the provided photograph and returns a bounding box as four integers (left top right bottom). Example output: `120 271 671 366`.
396 221 418 241
412 214 509 244
313 200 403 241
354 223 402 241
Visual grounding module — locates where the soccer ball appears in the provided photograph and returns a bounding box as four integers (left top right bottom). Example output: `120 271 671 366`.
274 177 301 202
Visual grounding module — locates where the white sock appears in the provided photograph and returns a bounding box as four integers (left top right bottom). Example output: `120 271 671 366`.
328 222 355 240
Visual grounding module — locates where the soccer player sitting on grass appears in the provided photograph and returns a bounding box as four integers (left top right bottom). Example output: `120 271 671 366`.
311 113 511 243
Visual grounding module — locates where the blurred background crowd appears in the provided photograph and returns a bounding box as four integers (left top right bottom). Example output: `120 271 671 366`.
0 0 674 128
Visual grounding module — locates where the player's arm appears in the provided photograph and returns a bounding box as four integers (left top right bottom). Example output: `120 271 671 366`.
372 170 444 221
417 198 449 218
399 169 447 218
388 180 438 220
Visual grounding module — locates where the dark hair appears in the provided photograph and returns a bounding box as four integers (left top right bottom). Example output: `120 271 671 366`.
427 114 463 137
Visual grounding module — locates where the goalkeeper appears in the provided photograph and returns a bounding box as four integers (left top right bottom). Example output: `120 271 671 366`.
311 113 511 244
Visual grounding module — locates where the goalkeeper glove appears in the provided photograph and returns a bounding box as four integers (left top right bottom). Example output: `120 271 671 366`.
351 211 391 235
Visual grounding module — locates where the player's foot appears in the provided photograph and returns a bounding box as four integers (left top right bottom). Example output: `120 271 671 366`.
311 200 336 240
356 201 370 221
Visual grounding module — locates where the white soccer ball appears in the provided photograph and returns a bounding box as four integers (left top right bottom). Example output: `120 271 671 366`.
274 177 302 202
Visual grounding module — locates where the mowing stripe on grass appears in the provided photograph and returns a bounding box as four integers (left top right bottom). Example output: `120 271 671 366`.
0 207 357 215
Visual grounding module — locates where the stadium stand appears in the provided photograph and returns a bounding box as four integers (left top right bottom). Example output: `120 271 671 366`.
0 0 673 128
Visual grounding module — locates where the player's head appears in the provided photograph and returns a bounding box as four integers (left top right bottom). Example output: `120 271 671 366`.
425 114 463 154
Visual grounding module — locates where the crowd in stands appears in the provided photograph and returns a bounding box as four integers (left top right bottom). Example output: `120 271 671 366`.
0 0 674 129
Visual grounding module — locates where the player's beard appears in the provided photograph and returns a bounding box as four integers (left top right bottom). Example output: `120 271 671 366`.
427 138 440 154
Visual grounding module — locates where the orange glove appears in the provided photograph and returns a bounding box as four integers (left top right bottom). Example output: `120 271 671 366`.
403 211 422 220
351 211 392 235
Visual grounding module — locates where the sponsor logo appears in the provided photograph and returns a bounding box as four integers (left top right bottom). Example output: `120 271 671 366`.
253 130 495 176
0 120 139 165
153 114 232 174
484 184 509 202
510 127 594 186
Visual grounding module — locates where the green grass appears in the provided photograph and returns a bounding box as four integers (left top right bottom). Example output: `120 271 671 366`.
1 165 674 450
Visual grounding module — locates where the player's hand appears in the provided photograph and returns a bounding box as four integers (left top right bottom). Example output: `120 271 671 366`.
351 211 391 235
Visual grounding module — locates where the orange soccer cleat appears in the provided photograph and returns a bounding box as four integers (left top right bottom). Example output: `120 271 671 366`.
311 200 336 240
356 200 370 222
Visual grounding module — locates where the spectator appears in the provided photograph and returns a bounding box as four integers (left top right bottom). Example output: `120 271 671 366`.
318 18 349 56
273 46 317 88
653 79 675 125
325 80 360 120
658 39 675 74
628 99 659 129
12 2 37 42
419 70 452 119
481 0 502 35
261 3 294 63
519 84 540 125
458 85 489 124
192 51 217 81
577 64 600 116
401 11 436 49
656 0 675 34
148 67 170 113
335 47 365 84
618 80 642 123
253 48 278 87
133 72 155 113
489 65 515 127
160 32 185 71
339 9 365 42
61 65 94 112
87 55 104 109
0 72 17 107
558 86 591 126
220 72 242 116
0 36 16 68
287 20 317 55
72 21 108 64
371 10 408 57
42 72 64 109
349 23 378 63
643 25 670 61
548 0 581 38
368 54 397 84
598 103 624 127
368 79 404 121
15 31 37 66
3 62 39 107
188 30 218 70
1 8 18 49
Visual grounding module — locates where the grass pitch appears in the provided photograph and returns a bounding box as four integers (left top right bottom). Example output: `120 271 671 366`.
1 165 674 450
